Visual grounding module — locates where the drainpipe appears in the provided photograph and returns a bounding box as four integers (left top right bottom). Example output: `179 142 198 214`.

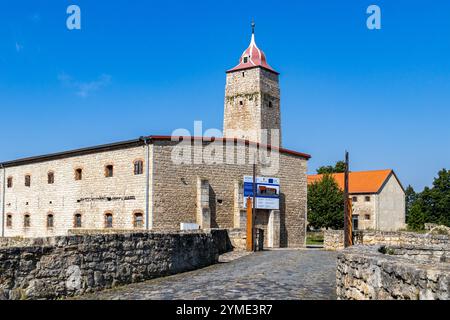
1 165 5 238
142 137 151 230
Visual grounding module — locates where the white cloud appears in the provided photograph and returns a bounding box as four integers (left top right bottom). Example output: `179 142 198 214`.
30 13 41 23
58 73 112 97
15 42 23 52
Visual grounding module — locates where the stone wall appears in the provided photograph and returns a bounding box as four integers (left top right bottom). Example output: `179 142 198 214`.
224 67 281 146
323 230 344 250
0 230 227 300
0 145 150 238
324 230 449 250
152 139 308 248
336 244 450 300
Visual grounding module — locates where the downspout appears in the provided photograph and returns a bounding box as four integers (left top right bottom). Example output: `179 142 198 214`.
143 138 151 230
1 165 5 238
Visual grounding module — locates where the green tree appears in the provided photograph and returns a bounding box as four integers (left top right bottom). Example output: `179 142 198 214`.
307 174 344 229
405 185 417 223
407 169 450 230
407 202 426 230
316 160 346 174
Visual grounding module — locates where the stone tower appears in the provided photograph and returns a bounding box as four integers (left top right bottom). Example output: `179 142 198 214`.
224 22 281 147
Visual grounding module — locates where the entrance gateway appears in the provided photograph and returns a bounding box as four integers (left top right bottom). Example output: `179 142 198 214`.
244 176 281 248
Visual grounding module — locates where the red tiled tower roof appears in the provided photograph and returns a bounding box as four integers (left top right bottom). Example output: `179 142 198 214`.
227 21 278 74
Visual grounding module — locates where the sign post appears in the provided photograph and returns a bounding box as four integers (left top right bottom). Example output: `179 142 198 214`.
246 197 253 252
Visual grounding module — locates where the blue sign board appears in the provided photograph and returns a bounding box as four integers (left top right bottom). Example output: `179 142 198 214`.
243 176 280 210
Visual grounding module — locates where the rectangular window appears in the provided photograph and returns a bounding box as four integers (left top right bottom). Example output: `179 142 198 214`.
134 161 143 175
365 214 371 220
352 196 357 202
25 175 31 187
48 172 55 184
365 196 371 202
7 177 13 188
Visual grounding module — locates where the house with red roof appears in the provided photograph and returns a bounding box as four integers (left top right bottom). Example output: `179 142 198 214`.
308 169 406 231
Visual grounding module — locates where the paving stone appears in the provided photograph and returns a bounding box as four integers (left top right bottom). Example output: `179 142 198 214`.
75 249 338 300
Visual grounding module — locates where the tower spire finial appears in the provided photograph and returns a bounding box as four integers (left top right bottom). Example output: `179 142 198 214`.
251 19 255 34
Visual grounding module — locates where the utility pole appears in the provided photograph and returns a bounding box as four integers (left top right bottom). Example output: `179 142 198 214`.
344 151 353 247
252 163 257 251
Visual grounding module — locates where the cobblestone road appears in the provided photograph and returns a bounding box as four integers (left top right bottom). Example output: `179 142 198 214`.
77 249 338 300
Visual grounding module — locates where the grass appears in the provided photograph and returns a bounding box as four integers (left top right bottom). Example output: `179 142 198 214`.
306 232 324 245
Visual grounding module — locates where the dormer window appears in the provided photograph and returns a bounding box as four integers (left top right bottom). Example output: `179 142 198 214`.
243 57 248 63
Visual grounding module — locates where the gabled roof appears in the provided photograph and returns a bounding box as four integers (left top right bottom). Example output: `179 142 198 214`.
307 169 404 194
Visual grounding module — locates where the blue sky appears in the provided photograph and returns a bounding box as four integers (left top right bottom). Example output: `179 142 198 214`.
0 0 449 191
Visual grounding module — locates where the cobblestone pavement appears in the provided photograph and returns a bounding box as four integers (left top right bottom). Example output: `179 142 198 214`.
77 249 338 300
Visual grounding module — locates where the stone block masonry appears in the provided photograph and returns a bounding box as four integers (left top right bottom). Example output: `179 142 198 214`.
336 244 449 300
324 229 449 251
0 230 229 300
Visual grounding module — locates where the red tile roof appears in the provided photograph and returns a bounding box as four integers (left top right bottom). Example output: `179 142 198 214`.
307 169 402 194
227 32 278 74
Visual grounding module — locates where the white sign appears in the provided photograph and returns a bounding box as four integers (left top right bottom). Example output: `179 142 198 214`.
243 176 280 210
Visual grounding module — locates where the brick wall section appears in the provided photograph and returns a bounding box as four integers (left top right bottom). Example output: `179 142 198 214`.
0 230 227 300
152 140 308 248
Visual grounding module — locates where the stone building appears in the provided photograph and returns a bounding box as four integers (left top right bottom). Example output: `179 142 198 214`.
0 26 311 248
308 170 406 231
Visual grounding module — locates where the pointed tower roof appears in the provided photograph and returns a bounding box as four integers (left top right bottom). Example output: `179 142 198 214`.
227 21 279 74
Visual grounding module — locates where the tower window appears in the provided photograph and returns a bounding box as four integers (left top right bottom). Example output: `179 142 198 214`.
6 214 12 228
48 171 55 184
239 100 243 106
25 175 31 187
105 212 113 228
365 214 371 220
134 160 143 175
47 214 54 228
24 214 31 228
105 165 114 178
352 196 357 202
134 212 144 229
268 101 273 108
7 177 12 188
74 213 82 228
365 196 371 202
75 168 82 181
